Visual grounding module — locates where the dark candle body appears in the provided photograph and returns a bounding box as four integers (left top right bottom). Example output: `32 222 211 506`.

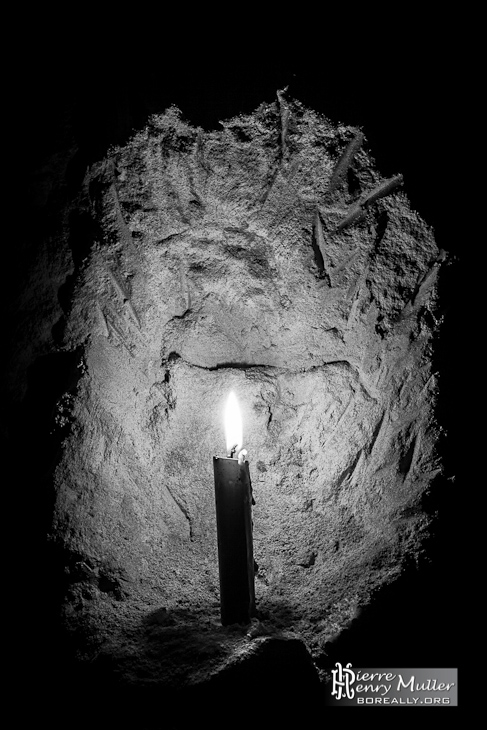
213 456 256 625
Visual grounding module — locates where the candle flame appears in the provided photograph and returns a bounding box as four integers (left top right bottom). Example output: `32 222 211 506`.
224 391 243 456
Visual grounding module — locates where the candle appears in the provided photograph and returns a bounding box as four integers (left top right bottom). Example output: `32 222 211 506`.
213 391 256 625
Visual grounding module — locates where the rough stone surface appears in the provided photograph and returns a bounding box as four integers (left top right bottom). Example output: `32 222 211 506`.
13 97 448 695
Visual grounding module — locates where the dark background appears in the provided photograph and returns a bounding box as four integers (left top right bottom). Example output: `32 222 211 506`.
7 27 468 716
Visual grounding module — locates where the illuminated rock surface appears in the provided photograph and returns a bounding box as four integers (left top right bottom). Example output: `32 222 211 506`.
8 97 452 718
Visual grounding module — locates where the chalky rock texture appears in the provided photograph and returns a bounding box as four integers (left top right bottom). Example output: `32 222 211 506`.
49 99 444 684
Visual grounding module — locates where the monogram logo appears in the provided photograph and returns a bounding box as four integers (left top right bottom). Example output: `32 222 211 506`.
331 662 356 700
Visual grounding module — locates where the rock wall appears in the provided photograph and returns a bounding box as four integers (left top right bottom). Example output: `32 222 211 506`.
20 97 446 682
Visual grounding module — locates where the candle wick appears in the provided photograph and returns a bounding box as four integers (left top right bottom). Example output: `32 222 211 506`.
228 443 238 458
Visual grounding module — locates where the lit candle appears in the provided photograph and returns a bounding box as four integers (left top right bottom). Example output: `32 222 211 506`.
213 391 256 625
